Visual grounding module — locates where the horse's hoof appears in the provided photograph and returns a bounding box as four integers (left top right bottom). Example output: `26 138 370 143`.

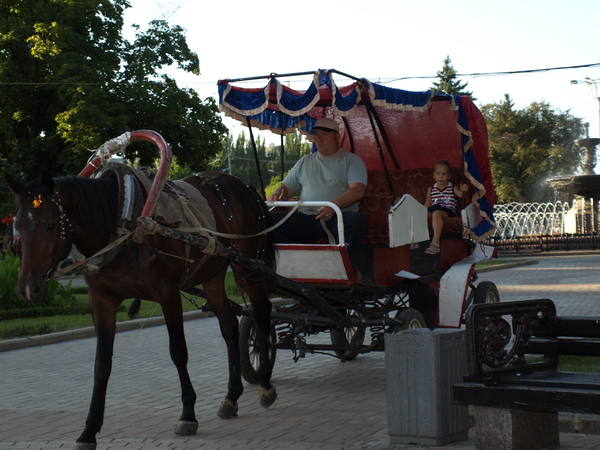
74 442 97 450
217 398 238 418
259 385 277 408
174 420 198 436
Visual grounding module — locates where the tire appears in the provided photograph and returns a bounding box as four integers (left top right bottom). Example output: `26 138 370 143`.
239 315 277 384
330 322 366 361
473 281 500 304
397 308 427 330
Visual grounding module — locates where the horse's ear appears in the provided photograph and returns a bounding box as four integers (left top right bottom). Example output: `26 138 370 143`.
5 173 26 195
40 169 54 193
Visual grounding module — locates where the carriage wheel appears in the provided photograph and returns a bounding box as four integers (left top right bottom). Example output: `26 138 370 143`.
397 308 427 330
239 315 277 384
473 281 500 304
330 316 366 362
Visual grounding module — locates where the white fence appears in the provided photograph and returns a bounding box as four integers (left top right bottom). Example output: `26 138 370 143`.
493 201 572 238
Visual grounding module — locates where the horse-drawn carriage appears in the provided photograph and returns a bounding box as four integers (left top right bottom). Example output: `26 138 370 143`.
5 68 499 449
217 69 499 381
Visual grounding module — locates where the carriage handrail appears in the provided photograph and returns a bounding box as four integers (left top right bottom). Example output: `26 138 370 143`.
266 201 345 245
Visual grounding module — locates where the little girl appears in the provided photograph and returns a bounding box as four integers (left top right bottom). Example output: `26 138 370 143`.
424 160 468 255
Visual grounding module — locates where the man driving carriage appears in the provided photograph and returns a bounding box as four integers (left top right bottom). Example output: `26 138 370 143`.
267 118 368 258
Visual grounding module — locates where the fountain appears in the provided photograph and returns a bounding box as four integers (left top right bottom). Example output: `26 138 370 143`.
548 123 600 233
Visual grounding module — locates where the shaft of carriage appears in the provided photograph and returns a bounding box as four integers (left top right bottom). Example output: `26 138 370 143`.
135 216 406 329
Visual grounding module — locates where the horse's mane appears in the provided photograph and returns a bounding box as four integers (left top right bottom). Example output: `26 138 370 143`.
25 176 119 235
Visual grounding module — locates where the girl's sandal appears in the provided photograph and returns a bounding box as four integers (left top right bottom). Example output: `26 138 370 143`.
425 242 440 255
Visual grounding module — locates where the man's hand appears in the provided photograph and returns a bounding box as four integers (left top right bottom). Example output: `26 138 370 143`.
267 184 293 202
316 206 335 221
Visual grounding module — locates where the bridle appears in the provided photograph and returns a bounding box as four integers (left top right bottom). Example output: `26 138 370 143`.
44 190 73 282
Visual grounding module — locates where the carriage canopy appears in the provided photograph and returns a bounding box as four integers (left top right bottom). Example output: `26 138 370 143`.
218 69 495 240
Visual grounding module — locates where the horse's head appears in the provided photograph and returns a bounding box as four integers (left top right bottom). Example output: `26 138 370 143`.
5 170 72 303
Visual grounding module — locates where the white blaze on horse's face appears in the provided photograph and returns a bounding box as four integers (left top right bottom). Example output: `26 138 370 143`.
16 191 62 303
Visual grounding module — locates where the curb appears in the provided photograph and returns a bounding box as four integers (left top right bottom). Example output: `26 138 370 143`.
0 298 293 353
476 259 539 273
0 309 215 352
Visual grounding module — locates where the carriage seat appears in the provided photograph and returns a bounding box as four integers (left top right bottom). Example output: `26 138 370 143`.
359 169 473 246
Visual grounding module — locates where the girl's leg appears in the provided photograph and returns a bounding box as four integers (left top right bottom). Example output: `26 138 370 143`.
426 210 449 254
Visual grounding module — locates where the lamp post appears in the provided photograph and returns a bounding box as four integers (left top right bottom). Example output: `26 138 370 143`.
571 77 600 138
571 77 600 175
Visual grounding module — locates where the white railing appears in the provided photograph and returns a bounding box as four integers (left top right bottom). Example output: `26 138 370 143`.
493 201 571 238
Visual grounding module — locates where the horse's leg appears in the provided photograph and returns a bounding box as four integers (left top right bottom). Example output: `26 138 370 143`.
234 270 277 408
203 271 244 419
160 289 198 435
75 293 118 450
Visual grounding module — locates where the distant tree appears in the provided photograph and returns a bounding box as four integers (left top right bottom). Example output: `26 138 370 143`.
481 95 584 203
211 130 312 197
209 130 270 194
0 0 226 180
264 132 312 197
431 55 474 99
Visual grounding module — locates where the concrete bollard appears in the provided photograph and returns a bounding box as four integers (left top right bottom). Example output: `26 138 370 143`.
385 328 469 446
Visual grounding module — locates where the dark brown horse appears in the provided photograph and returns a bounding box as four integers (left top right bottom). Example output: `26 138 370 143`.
5 168 277 450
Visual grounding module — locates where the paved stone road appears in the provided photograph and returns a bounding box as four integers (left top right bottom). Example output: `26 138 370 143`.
2 252 600 449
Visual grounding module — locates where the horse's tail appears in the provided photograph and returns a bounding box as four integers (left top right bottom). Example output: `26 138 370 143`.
128 298 141 319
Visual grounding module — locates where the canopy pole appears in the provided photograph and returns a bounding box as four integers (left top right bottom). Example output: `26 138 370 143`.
224 68 363 84
245 116 267 200
461 132 467 209
365 104 396 203
279 112 285 181
366 103 401 170
341 117 356 154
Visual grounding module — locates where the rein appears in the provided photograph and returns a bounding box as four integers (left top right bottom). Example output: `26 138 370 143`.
52 229 133 279
52 180 302 279
53 205 299 279
176 201 303 240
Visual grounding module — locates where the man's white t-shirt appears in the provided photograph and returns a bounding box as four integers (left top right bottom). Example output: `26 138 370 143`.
282 149 367 214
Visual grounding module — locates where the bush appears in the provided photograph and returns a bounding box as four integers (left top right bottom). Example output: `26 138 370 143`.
0 252 83 310
0 323 54 340
0 251 22 309
0 305 92 321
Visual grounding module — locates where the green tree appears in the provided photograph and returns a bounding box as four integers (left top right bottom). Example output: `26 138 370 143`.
481 95 584 203
0 0 226 180
431 55 474 98
211 130 311 197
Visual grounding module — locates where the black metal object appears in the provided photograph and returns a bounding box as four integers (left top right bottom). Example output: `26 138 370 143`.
454 374 600 415
245 116 267 200
224 68 364 84
486 233 600 253
454 299 600 415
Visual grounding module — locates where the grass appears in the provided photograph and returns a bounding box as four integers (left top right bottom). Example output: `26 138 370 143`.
475 259 520 268
0 272 244 341
558 355 600 373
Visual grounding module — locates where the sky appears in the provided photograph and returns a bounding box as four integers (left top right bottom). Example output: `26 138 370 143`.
122 0 600 145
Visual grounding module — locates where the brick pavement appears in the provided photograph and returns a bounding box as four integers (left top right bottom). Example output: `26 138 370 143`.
478 252 600 317
3 252 600 449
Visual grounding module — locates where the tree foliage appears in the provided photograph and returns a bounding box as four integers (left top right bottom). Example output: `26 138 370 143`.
431 55 474 99
0 0 227 181
481 95 584 203
210 130 311 197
